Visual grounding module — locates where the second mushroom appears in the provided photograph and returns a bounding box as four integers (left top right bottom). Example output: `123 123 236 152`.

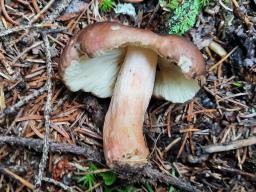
59 22 205 168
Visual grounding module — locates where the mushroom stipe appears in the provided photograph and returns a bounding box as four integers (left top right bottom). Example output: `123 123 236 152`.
59 22 205 169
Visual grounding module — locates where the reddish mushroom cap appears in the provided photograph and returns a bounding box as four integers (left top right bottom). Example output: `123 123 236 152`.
59 22 205 99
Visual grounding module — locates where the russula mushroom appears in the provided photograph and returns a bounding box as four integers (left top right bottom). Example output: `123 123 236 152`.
59 22 205 168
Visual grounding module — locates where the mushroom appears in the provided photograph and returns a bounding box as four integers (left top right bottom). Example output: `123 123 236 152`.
59 22 205 168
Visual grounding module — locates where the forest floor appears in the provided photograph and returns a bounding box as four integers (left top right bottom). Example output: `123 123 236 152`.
0 0 256 191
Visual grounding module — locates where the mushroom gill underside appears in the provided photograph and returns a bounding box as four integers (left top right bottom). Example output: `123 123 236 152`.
153 57 200 103
63 48 125 98
63 47 200 102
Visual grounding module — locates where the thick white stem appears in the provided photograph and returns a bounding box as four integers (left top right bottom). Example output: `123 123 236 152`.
103 46 158 167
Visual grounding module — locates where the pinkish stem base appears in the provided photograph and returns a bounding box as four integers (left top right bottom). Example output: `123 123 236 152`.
103 46 158 167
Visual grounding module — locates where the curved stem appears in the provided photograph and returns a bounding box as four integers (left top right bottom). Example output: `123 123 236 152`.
103 46 158 167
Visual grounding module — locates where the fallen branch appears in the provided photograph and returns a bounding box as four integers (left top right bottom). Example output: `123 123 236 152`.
143 165 199 192
0 136 103 162
114 164 199 192
35 33 53 188
204 136 256 153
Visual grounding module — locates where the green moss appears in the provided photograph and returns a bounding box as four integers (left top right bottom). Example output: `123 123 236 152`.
168 0 200 35
161 0 210 35
100 0 115 12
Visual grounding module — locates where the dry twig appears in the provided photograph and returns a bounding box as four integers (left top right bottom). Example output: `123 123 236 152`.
0 167 35 190
32 0 41 14
0 25 45 37
204 136 256 153
0 0 19 25
209 46 239 71
146 2 160 27
42 177 75 192
11 41 43 65
3 86 47 115
215 165 256 181
30 0 55 24
0 52 15 75
35 33 53 188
